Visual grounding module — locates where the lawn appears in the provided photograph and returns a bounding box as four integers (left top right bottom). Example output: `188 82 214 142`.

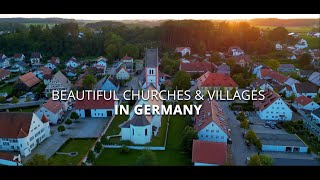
299 34 320 49
9 106 39 112
0 83 13 95
257 26 313 33
105 114 128 136
48 138 96 165
94 115 191 166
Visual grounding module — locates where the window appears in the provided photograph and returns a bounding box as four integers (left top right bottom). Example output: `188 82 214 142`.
212 124 214 127
216 136 219 138
216 130 219 133
201 135 203 137
145 129 148 136
3 142 9 146
132 129 134 135
211 135 213 138
221 136 224 139
206 135 208 137
206 129 209 132
211 130 214 132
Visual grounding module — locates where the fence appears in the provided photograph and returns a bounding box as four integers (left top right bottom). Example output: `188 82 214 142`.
104 145 165 150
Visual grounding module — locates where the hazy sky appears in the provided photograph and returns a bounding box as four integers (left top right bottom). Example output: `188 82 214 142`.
0 14 319 20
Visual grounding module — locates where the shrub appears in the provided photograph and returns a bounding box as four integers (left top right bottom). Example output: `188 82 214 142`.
86 150 96 164
94 142 103 153
119 145 130 154
100 135 108 145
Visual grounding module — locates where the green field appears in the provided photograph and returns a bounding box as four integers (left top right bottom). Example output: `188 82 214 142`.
257 26 313 33
0 83 13 95
94 116 191 166
105 114 128 136
48 138 96 166
9 106 39 112
300 34 320 49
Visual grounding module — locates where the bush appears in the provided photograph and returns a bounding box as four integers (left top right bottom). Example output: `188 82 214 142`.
119 145 130 154
86 150 96 164
0 96 6 103
100 135 108 145
240 119 250 129
94 142 103 153
236 112 246 121
65 119 72 125
70 112 79 120
11 96 19 104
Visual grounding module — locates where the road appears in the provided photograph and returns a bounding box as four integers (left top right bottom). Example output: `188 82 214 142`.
0 100 46 110
219 101 255 166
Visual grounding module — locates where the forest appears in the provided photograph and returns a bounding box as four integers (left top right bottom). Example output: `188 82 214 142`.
0 20 300 60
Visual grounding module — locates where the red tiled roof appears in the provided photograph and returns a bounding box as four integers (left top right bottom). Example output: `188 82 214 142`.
192 140 226 165
43 98 63 114
121 55 133 60
175 47 191 52
116 66 129 74
269 72 289 84
159 72 171 78
0 69 11 79
75 92 115 109
180 62 217 74
13 53 23 58
41 114 49 123
19 72 40 88
294 95 313 106
253 88 281 111
0 152 18 162
31 52 41 59
40 66 52 75
194 99 229 135
197 72 238 87
260 68 272 78
0 113 33 138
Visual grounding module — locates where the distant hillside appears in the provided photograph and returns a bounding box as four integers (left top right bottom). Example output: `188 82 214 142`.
84 21 125 29
249 18 320 27
0 22 26 31
0 18 76 24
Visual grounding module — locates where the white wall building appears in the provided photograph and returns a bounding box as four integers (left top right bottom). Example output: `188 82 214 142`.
292 82 318 98
45 71 71 96
175 47 191 56
66 57 79 68
141 48 160 90
35 98 64 124
115 66 130 80
293 95 320 111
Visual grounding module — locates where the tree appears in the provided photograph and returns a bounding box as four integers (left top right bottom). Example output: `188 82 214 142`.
65 119 72 126
119 44 139 58
230 87 237 97
265 59 280 70
94 142 103 153
11 96 19 104
245 130 257 144
226 57 236 68
119 145 130 154
136 150 156 166
57 125 66 135
313 94 320 103
86 150 96 164
172 71 191 91
100 135 108 145
232 73 246 88
299 53 312 68
209 52 221 63
268 27 288 42
181 126 198 153
236 112 246 121
70 112 79 120
25 154 49 166
82 75 96 90
0 96 6 103
185 115 194 127
288 93 296 101
240 119 249 129
248 154 273 166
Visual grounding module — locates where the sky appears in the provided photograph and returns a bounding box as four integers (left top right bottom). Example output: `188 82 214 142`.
0 14 319 20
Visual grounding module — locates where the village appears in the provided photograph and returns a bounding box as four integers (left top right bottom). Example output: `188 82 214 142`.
0 20 319 166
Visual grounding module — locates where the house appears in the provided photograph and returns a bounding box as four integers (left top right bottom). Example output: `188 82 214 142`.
278 64 295 73
51 57 60 64
216 63 231 75
253 88 292 121
228 46 244 56
43 74 53 85
197 72 238 95
0 58 11 68
30 52 42 65
256 133 308 153
96 56 108 66
0 112 50 157
13 53 25 62
287 54 297 60
252 63 264 75
295 39 308 49
141 48 160 90
45 62 57 70
13 61 28 72
308 72 320 86
92 64 106 75
74 72 93 90
179 62 217 76
292 82 318 98
100 75 120 92
35 98 64 124
0 53 6 59
121 55 134 71
288 32 299 38
257 68 272 79
233 55 251 67
250 79 272 90
284 77 300 87
293 49 306 56
115 66 130 80
33 66 52 80
45 71 71 96
192 140 226 166
275 43 283 50
0 69 11 81
175 47 191 56
311 109 320 124
293 95 320 111
0 152 22 166
75 92 118 118
179 58 191 64
66 66 77 77
120 85 163 144
16 72 40 90
298 70 314 78
66 57 79 68
159 72 171 83
194 99 229 143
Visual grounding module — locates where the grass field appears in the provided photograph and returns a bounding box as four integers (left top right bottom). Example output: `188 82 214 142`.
48 138 96 166
94 115 191 166
105 114 128 136
299 34 320 49
257 26 313 33
0 84 13 95
9 106 39 112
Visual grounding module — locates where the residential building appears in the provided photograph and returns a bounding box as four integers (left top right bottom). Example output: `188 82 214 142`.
0 58 10 68
75 92 118 118
233 55 251 67
66 57 79 68
250 79 272 90
252 63 264 75
287 54 297 60
256 133 308 153
100 75 120 92
33 66 52 80
216 63 231 75
194 99 229 143
96 56 108 67
0 113 50 157
278 64 295 73
228 46 244 56
51 57 60 64
120 85 163 144
0 152 22 166
293 95 319 112
0 69 11 81
121 55 134 72
304 109 320 140
45 71 71 96
141 48 160 90
292 82 318 98
45 62 57 70
115 66 130 80
30 52 42 65
298 70 314 78
295 39 308 49
253 88 292 121
66 66 77 77
16 72 40 90
159 72 171 83
197 72 238 95
35 98 64 124
0 53 6 59
308 72 320 86
179 62 217 75
13 53 25 62
192 140 226 166
175 47 191 56
13 61 28 72
275 43 283 50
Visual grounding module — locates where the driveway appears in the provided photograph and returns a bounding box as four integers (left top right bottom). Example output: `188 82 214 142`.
22 117 109 162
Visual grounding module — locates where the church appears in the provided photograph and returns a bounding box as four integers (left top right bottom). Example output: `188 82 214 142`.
139 48 160 91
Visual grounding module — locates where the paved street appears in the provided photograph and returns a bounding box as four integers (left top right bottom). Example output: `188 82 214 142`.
219 101 256 165
0 100 46 110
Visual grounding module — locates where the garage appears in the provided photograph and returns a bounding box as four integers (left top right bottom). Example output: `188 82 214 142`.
85 110 91 117
107 110 113 116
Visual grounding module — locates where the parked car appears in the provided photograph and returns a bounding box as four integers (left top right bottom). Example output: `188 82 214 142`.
264 123 269 128
275 123 282 129
270 124 276 129
67 106 73 111
249 120 254 125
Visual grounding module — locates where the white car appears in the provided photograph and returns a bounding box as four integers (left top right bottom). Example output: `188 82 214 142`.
67 106 73 111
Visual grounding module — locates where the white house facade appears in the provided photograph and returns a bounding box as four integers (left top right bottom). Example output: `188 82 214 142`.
35 98 64 124
116 67 130 80
45 71 71 96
